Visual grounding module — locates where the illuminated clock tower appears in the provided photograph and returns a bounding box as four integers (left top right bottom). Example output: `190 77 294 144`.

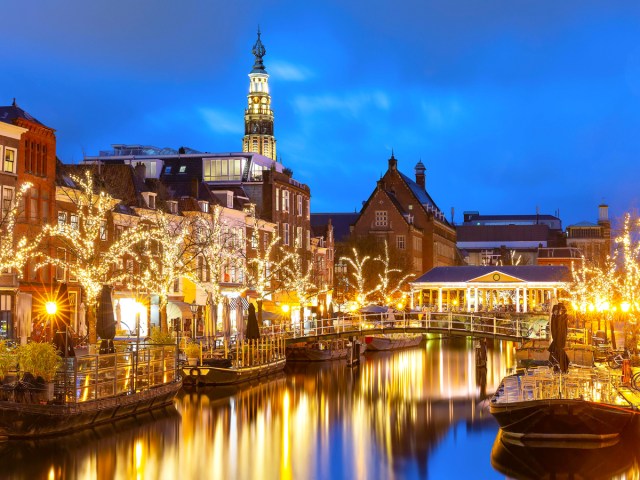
242 28 276 160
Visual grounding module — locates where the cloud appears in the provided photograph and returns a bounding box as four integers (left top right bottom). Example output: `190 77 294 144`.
269 60 313 81
199 107 243 135
292 91 390 118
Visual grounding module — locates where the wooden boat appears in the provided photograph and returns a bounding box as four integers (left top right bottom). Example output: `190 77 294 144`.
183 357 286 386
516 340 594 367
183 336 288 386
286 339 350 362
0 345 181 440
490 367 636 443
364 334 423 352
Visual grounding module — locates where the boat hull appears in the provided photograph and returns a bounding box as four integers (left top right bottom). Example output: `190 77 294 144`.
516 340 594 367
364 335 423 352
286 346 349 362
184 358 286 386
490 398 634 442
0 380 182 440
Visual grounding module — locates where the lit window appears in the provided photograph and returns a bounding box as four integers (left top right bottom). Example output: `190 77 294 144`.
70 214 79 230
297 195 302 216
57 211 67 230
100 221 108 241
275 188 280 211
283 223 290 246
179 166 186 173
296 226 302 248
1 186 15 220
282 190 290 212
396 235 406 250
3 147 17 174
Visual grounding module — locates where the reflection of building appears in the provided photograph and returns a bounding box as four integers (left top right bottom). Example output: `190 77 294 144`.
566 204 611 268
410 265 569 313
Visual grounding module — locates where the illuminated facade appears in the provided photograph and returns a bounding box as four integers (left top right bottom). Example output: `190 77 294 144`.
566 204 611 268
242 29 276 160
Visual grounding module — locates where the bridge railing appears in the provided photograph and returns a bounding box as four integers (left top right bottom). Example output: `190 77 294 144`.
258 311 586 343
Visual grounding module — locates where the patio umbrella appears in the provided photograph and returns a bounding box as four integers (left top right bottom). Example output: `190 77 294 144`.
53 282 75 357
548 303 569 373
236 298 245 342
246 303 260 340
359 305 388 314
97 285 116 354
222 297 231 341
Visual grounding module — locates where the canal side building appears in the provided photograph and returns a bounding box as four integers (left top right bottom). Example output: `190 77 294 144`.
409 265 569 313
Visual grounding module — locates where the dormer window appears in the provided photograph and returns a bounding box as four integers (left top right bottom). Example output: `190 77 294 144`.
179 166 186 173
199 201 209 213
142 192 157 209
165 166 172 174
166 200 178 214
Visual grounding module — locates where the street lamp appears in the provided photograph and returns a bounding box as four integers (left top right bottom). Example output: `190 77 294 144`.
45 301 57 342
190 301 198 338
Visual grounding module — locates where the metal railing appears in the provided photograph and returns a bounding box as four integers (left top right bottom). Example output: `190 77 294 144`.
56 344 178 404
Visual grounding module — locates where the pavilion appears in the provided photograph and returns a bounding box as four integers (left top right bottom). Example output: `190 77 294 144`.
409 265 570 313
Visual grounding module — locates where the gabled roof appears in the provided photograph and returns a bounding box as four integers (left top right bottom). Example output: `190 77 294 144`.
568 221 599 228
412 265 570 284
0 101 52 129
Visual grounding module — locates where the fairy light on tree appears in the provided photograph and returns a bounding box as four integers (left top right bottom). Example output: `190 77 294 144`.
0 182 36 274
38 170 147 343
375 240 413 305
615 213 640 311
284 250 314 332
244 205 290 325
340 247 377 307
130 210 201 333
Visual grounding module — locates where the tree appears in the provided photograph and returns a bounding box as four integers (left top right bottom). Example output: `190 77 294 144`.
340 247 376 306
284 250 315 331
0 182 37 274
38 170 145 343
243 206 290 324
375 240 413 304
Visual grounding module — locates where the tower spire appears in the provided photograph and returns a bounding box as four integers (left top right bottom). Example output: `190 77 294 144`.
251 27 267 73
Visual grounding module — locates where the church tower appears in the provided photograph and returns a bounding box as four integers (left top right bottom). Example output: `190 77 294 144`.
242 28 276 160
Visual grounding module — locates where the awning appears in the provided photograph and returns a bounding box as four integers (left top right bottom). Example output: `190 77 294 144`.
228 297 250 311
167 301 193 319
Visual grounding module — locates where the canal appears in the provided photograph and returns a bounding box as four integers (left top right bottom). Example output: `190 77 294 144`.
0 337 638 479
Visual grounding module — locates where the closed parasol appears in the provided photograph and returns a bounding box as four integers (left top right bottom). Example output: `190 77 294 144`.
53 282 75 357
548 302 570 373
97 285 116 354
246 303 260 340
236 298 245 341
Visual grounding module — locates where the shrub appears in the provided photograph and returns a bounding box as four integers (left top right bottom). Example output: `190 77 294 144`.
17 342 62 382
148 326 175 345
0 340 16 378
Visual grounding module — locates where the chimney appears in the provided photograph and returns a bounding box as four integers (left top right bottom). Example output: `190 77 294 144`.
415 160 426 190
134 162 146 181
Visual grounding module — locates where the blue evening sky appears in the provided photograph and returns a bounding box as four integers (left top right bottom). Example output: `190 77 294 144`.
4 1 640 228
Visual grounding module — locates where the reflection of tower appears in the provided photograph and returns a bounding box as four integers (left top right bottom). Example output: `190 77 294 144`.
242 28 276 160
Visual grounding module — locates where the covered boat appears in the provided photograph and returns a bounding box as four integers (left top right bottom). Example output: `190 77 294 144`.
364 334 423 352
286 339 350 362
516 340 594 367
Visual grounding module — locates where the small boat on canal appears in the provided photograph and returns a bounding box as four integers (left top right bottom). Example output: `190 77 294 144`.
364 334 423 352
516 339 594 367
490 365 637 443
0 344 181 440
182 337 286 386
286 339 351 362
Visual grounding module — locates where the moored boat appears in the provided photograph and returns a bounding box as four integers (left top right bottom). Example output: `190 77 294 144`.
286 339 350 362
516 339 594 367
364 334 423 352
183 336 287 386
0 344 181 440
490 366 635 442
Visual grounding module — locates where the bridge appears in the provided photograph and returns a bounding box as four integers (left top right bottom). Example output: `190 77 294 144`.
257 311 582 344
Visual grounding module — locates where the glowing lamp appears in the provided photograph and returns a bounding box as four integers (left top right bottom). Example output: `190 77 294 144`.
397 302 403 310
281 304 290 313
587 304 595 312
621 302 631 313
45 301 57 316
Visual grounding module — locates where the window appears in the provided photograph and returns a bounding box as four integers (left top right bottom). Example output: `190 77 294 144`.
41 191 49 224
198 201 209 213
69 254 78 282
167 201 178 214
179 165 186 173
100 221 107 241
70 214 79 230
375 210 388 227
1 186 14 219
275 188 280 211
297 195 303 216
282 190 290 213
306 230 311 250
57 211 67 230
396 235 406 250
173 278 180 293
283 223 290 246
3 147 16 174
126 259 134 274
296 226 302 248
29 188 38 222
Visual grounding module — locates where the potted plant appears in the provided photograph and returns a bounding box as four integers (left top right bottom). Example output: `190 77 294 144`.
184 343 201 366
0 340 16 382
17 342 62 401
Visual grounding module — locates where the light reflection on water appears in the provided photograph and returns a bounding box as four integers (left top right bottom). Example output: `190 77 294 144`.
4 338 636 479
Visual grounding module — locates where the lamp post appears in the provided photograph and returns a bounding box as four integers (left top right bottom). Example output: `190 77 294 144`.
189 301 198 339
45 301 57 342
